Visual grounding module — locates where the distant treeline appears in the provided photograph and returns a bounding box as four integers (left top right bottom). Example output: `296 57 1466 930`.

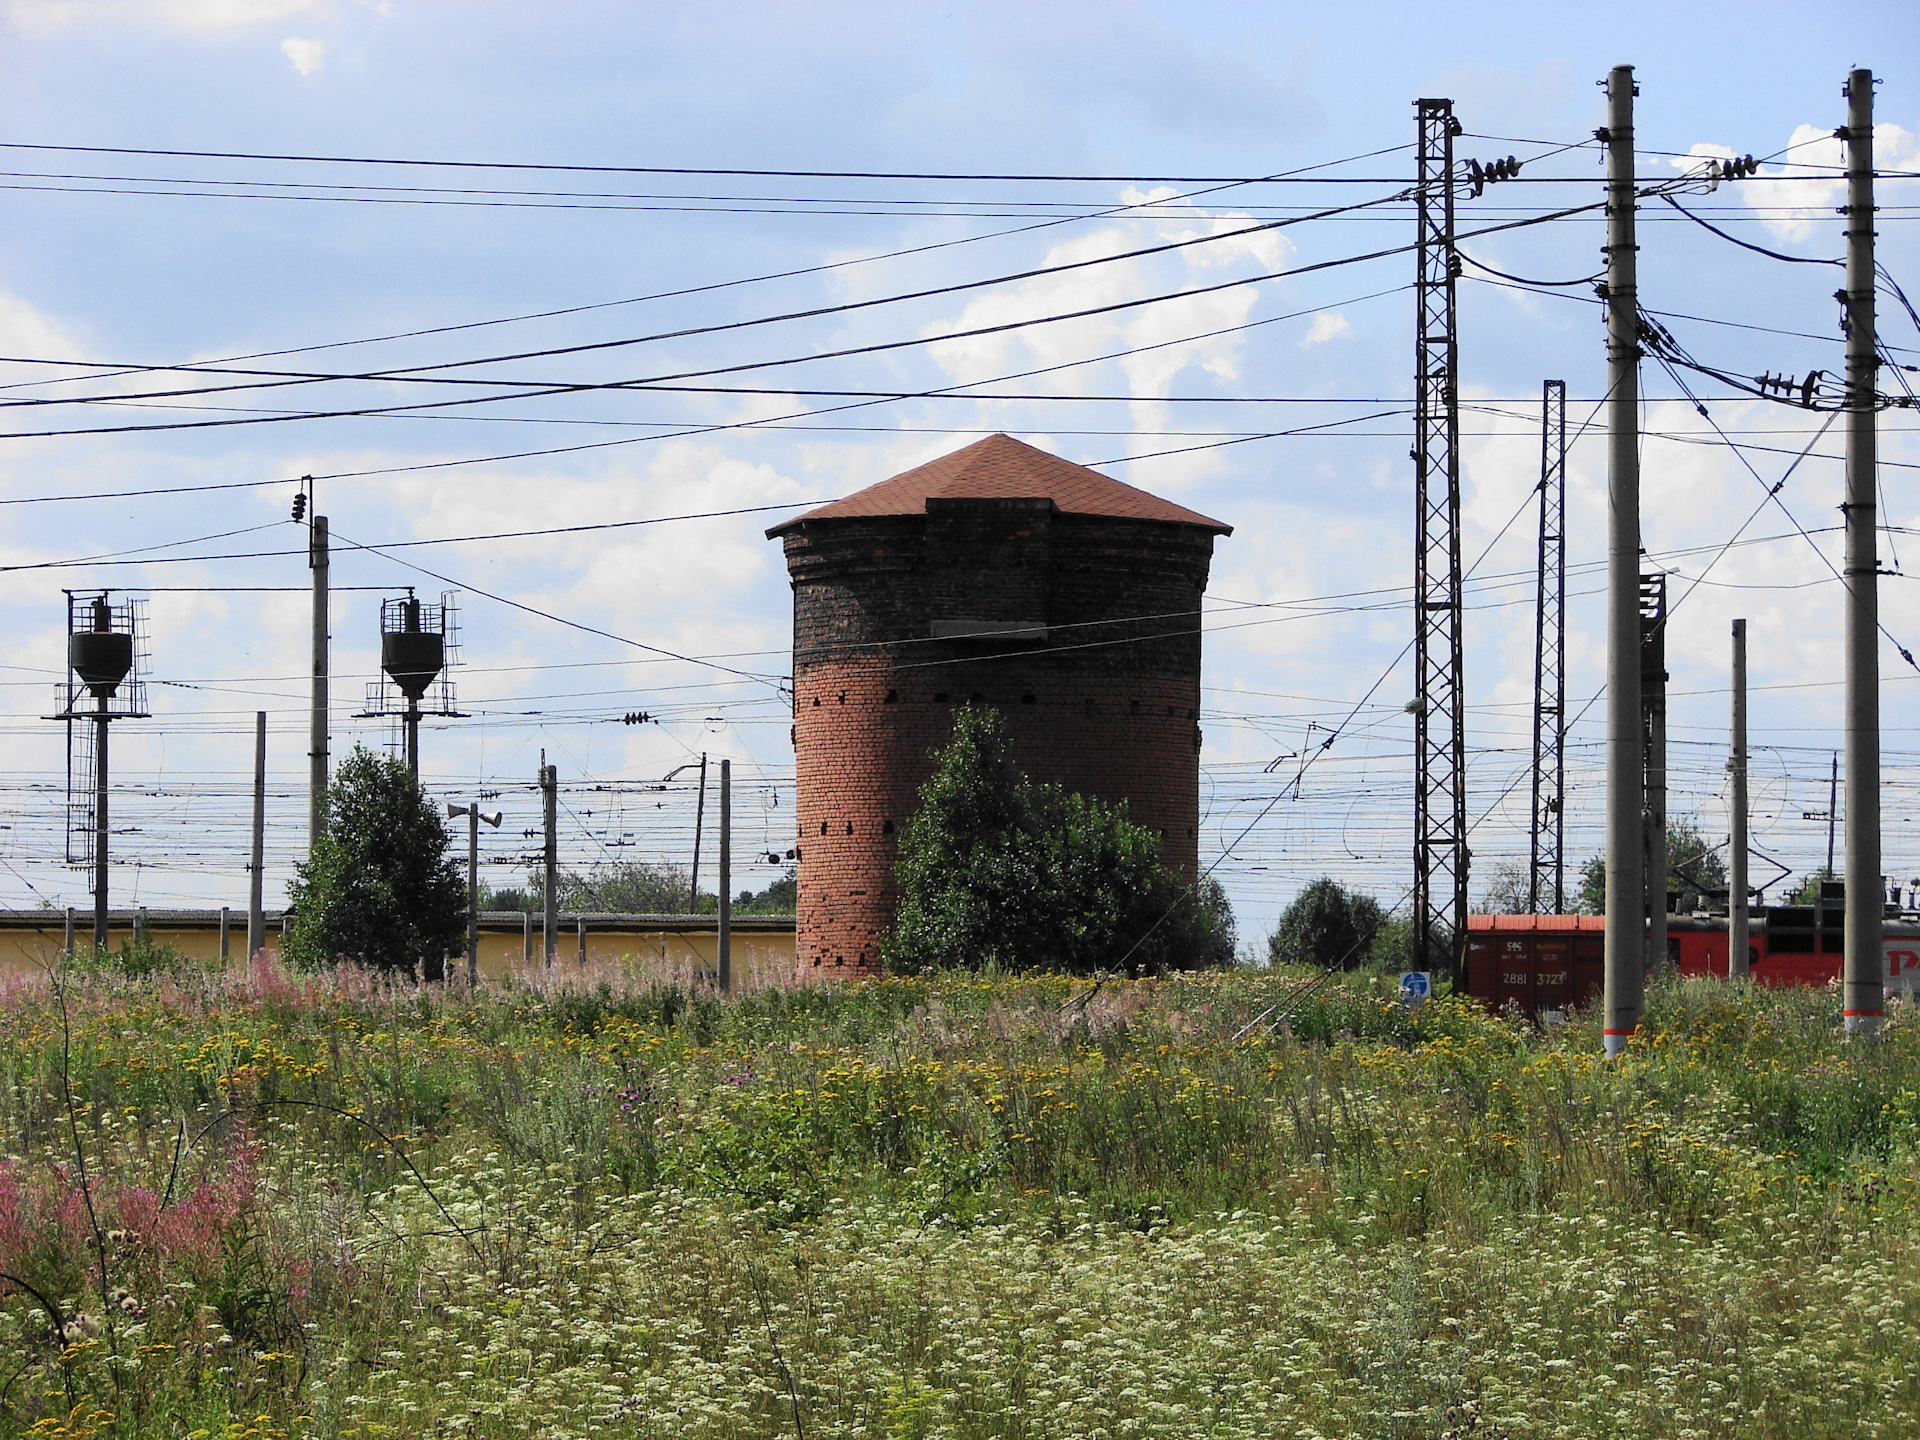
485 860 795 916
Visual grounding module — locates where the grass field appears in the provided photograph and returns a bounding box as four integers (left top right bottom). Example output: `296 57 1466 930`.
1 951 1918 1439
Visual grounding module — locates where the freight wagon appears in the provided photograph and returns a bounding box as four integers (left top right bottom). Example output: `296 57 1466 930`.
1462 907 1920 1022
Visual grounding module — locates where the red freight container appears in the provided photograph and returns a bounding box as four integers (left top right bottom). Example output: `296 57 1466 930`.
1463 912 1920 1022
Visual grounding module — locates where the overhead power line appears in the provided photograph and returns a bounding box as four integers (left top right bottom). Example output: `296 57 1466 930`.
0 287 1418 505
2 149 1417 393
0 139 1410 184
0 197 1609 449
1 186 1420 420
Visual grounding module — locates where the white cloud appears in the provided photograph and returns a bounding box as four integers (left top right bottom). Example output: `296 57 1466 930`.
0 290 88 361
1676 123 1920 243
1303 312 1350 345
280 34 324 73
3 0 323 33
917 194 1297 489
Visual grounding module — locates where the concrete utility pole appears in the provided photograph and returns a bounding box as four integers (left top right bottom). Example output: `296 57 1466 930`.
308 486 330 856
719 757 732 993
1842 67 1884 1037
1730 619 1750 979
248 710 266 961
448 801 502 985
689 752 708 913
541 755 558 966
1602 64 1646 1058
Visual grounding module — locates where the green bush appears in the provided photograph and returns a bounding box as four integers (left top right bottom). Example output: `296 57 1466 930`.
882 705 1233 975
69 934 196 979
283 746 465 979
1269 876 1385 969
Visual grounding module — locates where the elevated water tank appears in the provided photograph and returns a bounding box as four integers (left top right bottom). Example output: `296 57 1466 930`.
768 434 1232 977
68 597 132 699
380 596 445 701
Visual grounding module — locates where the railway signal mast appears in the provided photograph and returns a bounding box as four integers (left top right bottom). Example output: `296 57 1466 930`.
1642 572 1669 973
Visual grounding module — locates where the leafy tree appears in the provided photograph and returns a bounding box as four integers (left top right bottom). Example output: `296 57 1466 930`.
1369 916 1455 974
285 747 466 979
883 706 1232 975
491 862 793 916
1577 854 1607 916
738 866 797 915
480 883 538 912
1476 860 1534 915
551 859 694 914
1267 878 1386 970
1190 874 1238 967
1576 816 1730 916
1787 867 1836 906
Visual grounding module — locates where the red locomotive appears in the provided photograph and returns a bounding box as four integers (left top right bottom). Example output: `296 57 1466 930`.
1462 899 1920 1021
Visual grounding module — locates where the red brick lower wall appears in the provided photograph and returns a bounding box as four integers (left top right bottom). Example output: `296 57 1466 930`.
792 659 1203 976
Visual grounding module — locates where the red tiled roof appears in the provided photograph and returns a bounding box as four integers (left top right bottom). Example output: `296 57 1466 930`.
1466 914 1606 932
767 434 1232 536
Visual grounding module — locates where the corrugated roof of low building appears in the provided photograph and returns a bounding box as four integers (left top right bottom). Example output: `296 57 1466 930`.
767 433 1232 536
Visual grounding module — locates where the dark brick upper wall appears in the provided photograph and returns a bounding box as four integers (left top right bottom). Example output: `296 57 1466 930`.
779 501 1221 977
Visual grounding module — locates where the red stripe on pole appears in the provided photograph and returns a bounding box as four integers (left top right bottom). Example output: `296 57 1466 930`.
1843 1008 1885 1018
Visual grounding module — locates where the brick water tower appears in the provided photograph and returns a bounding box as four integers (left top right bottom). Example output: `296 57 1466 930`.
769 433 1232 975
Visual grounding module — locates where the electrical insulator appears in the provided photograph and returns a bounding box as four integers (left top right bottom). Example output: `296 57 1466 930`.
621 711 653 725
1464 155 1521 198
291 492 308 521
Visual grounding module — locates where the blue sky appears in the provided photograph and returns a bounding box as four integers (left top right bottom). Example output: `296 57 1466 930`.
1 0 1916 947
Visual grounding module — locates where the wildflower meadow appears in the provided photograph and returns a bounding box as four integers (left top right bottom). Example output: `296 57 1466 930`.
1 948 1918 1439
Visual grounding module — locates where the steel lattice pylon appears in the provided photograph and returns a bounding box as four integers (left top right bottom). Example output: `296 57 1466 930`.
1529 379 1568 913
1412 98 1468 971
